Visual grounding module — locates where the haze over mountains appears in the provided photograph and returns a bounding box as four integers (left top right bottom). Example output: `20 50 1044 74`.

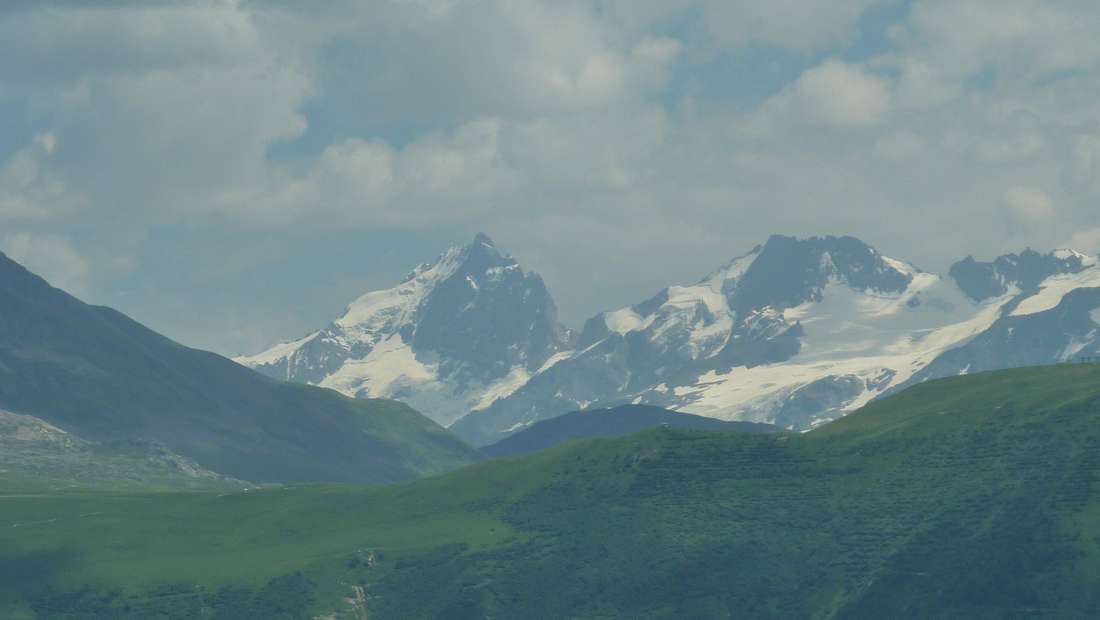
9 363 1100 618
242 234 1100 446
7 228 1100 618
481 404 777 458
0 250 478 484
237 233 574 427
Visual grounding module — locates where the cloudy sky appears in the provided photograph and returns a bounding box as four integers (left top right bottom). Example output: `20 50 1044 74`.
3 0 1100 356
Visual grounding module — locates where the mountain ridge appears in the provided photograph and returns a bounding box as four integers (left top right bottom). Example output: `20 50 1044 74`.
481 404 778 458
237 233 1100 447
237 233 574 426
0 250 479 483
7 363 1100 617
453 234 1057 444
0 409 249 491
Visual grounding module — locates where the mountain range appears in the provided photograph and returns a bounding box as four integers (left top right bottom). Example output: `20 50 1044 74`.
0 250 479 484
241 233 1100 446
0 409 247 491
481 404 777 458
6 230 1100 617
237 233 574 427
8 363 1100 618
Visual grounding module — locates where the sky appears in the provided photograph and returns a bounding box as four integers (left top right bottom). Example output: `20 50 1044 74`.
3 0 1100 356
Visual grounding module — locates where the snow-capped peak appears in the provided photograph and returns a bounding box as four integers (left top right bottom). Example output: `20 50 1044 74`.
450 235 1016 446
234 232 1100 447
950 247 1094 303
1052 248 1098 267
725 235 914 314
335 241 470 332
562 237 919 394
698 247 761 289
236 233 573 426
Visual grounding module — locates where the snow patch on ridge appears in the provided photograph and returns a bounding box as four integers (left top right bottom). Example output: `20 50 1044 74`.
595 249 759 361
243 236 1100 440
881 255 918 277
337 246 464 332
235 331 319 367
537 350 574 374
1010 266 1100 317
319 335 435 398
1053 249 1097 267
670 275 1016 427
237 235 573 427
471 367 532 412
700 249 759 285
605 308 650 334
1062 337 1094 361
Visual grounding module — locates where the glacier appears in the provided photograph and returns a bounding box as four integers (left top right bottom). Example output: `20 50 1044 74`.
238 234 1100 447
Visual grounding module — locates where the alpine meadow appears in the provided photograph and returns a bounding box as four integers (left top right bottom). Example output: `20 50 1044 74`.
5 1 1100 619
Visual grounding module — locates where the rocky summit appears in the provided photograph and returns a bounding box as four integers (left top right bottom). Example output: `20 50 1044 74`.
236 234 575 426
240 234 1100 447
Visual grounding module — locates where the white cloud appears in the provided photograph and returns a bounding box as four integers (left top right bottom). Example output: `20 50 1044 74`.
34 133 57 155
1 233 89 293
233 117 517 227
896 0 1100 88
743 59 893 135
1071 133 1100 190
5 0 1100 355
1004 186 1055 220
601 0 891 55
0 132 77 219
874 130 928 160
793 60 893 128
1067 228 1100 255
974 109 1046 163
892 58 959 110
0 3 263 82
2 1 310 228
229 103 671 228
256 0 681 130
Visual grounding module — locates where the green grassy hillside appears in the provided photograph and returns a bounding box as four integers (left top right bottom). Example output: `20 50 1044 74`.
4 364 1100 618
482 403 777 457
0 410 248 492
0 251 479 484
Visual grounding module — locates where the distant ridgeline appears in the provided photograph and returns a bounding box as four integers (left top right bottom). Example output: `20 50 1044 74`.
0 249 480 486
5 364 1100 618
481 404 777 457
238 234 1100 448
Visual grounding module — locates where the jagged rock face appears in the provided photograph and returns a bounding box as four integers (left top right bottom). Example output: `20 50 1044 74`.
410 235 568 384
901 281 1100 386
452 235 933 445
241 232 1100 447
453 238 1100 447
236 234 575 426
0 250 478 484
949 249 1090 302
728 235 913 314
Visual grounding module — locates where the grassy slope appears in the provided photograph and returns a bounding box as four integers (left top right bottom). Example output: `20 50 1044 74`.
4 364 1100 618
0 252 479 484
481 403 778 457
0 442 247 494
0 409 252 493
